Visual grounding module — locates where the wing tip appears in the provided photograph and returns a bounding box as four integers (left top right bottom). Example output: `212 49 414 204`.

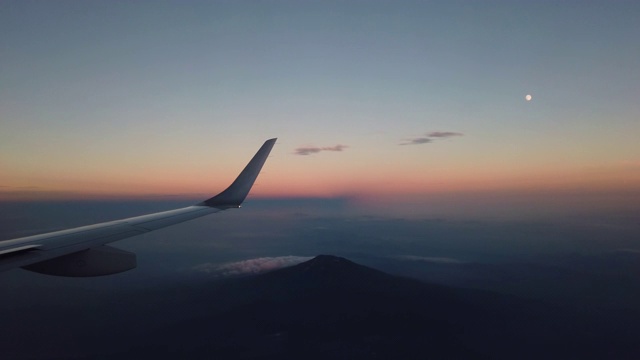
198 138 277 208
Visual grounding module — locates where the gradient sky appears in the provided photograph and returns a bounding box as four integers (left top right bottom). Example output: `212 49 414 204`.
2 1 639 214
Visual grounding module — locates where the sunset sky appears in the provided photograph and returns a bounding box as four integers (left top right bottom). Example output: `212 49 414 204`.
2 1 639 215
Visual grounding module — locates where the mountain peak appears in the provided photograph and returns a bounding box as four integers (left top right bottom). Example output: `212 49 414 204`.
289 254 376 276
297 254 357 270
311 254 348 262
256 254 405 293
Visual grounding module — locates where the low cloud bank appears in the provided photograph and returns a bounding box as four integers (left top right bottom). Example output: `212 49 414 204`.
193 256 313 276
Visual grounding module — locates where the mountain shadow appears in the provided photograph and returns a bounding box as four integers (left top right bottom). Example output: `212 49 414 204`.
112 255 639 360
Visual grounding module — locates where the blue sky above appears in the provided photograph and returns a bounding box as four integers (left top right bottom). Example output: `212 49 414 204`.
1 1 639 212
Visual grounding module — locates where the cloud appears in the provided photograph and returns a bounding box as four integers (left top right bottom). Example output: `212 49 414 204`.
294 144 349 156
295 147 322 155
400 131 463 145
399 137 432 146
193 256 313 276
396 255 464 264
427 131 463 138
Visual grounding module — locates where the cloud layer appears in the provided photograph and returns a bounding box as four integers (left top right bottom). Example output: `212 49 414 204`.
294 144 348 156
193 256 313 276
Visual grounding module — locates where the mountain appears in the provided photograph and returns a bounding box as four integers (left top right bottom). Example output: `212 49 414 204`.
111 255 638 360
2 255 638 359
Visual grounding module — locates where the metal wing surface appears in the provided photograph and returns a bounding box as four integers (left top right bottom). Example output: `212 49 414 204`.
0 138 277 277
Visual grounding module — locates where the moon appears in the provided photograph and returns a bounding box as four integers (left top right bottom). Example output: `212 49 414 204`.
525 94 532 101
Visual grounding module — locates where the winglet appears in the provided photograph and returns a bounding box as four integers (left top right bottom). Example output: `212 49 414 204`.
198 138 276 208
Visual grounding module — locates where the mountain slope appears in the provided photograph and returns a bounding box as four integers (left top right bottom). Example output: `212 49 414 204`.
114 255 639 360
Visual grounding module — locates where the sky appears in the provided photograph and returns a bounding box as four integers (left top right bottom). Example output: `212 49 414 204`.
1 1 639 217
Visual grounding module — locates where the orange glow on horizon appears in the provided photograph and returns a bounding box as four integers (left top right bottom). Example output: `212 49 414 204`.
2 168 638 202
2 154 639 203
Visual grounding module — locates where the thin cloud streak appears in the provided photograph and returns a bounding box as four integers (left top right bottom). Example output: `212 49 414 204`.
427 131 463 138
400 131 464 145
400 137 432 146
193 256 313 276
294 144 349 156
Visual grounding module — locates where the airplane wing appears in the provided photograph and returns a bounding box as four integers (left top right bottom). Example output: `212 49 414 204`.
0 138 277 277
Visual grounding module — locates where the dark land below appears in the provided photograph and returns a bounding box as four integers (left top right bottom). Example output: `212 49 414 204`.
3 255 639 359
